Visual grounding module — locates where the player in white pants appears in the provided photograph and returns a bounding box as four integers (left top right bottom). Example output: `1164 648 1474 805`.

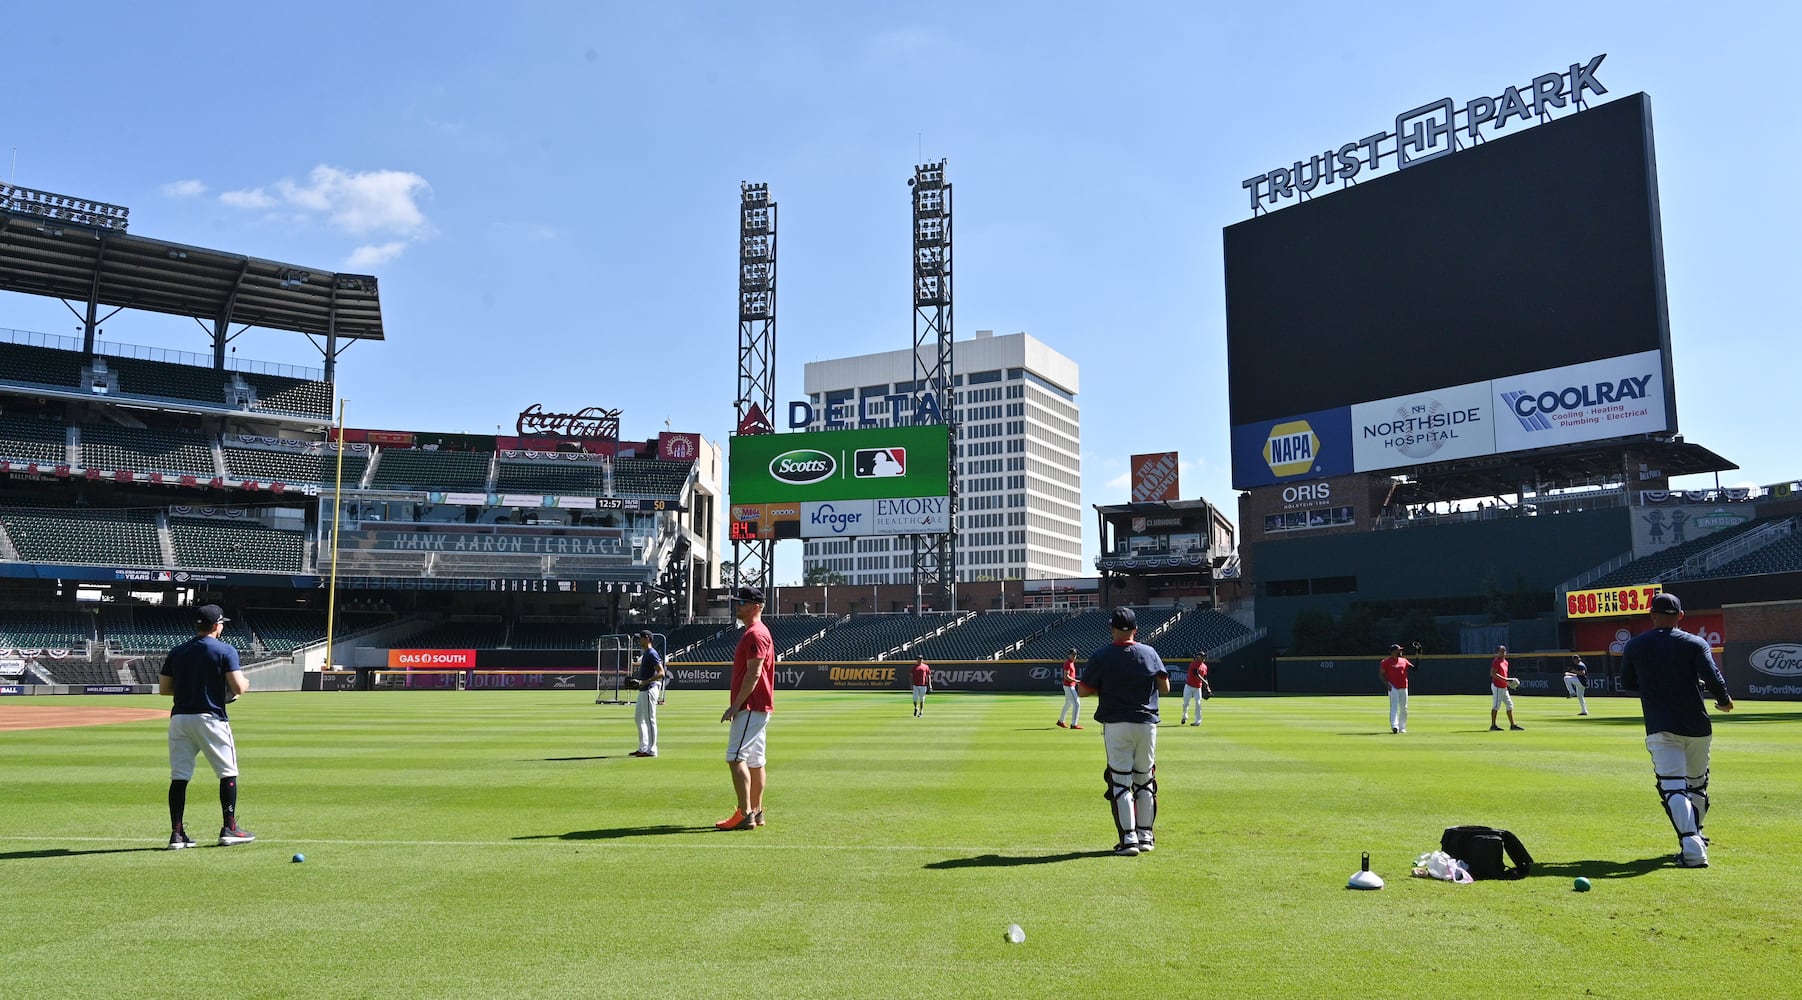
1564 655 1590 715
631 630 665 757
1075 609 1171 856
1056 648 1082 729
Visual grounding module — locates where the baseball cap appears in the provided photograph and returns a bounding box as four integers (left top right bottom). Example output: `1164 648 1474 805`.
732 586 765 604
1110 607 1136 630
1390 643 1403 651
1651 592 1682 615
195 604 229 625
636 629 655 640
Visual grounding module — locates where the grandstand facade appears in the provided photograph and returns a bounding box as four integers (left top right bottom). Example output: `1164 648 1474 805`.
799 329 1081 583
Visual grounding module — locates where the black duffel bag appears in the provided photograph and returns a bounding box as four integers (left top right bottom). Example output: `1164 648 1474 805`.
1441 825 1534 880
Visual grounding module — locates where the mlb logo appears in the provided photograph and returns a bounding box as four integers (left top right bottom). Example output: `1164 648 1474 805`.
854 448 906 478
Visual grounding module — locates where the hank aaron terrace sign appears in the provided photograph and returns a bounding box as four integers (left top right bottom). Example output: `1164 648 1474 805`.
1242 54 1608 212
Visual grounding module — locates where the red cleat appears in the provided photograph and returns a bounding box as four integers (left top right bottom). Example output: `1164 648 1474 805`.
1071 725 1084 730
1056 721 1068 728
715 810 753 831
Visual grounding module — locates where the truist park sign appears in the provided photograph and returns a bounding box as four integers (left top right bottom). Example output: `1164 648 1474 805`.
1242 55 1607 212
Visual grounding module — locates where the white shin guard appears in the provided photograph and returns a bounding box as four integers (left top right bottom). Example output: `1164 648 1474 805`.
1105 767 1136 843
1132 771 1156 839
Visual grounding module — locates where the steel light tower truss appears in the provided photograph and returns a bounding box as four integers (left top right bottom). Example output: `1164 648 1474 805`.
734 182 777 595
909 160 956 610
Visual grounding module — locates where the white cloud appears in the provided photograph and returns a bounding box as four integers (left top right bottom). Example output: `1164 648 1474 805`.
161 179 206 198
345 241 409 269
220 187 277 209
218 165 431 237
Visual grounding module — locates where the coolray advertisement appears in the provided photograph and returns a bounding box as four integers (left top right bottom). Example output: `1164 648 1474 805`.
1350 380 1493 470
1491 350 1668 453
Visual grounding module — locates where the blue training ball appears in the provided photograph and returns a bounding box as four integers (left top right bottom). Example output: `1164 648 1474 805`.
292 853 306 863
1573 876 1591 892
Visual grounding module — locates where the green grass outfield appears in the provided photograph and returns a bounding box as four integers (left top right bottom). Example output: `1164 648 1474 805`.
4 690 1799 999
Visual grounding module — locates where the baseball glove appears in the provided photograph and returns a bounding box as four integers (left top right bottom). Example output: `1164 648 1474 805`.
1506 677 1521 691
623 678 642 689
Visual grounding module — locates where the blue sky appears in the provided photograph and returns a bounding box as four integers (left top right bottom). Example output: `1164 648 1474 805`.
5 2 1797 583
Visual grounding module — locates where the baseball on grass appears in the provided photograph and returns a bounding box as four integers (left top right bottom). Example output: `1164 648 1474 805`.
292 853 306 863
1573 877 1591 892
1004 923 1025 944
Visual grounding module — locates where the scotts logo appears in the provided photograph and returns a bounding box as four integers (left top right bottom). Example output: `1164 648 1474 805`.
1748 644 1802 677
1264 420 1319 478
770 449 835 485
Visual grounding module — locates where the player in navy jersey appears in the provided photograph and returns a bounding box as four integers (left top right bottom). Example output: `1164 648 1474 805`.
1077 607 1171 856
1621 592 1733 868
158 604 254 849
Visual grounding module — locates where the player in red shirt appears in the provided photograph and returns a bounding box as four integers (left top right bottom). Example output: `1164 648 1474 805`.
1180 651 1210 726
1056 648 1083 729
1490 644 1523 731
1379 643 1412 734
910 656 932 717
717 586 775 830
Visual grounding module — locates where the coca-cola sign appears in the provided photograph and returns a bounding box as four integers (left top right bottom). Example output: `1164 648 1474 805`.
516 404 620 440
1748 644 1802 677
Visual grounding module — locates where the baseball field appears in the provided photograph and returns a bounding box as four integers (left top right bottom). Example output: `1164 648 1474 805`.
3 689 1797 998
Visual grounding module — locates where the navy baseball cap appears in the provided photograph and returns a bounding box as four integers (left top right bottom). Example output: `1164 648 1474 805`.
637 629 655 640
195 604 229 625
1110 607 1136 630
732 586 765 604
1651 592 1682 614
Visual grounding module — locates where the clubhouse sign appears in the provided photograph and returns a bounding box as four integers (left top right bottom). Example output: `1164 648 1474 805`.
1232 350 1669 487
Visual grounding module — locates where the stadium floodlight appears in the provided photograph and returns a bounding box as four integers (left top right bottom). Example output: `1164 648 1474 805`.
3 182 130 233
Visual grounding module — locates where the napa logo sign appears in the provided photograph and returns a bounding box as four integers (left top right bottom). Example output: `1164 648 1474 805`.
770 449 835 485
1230 408 1352 489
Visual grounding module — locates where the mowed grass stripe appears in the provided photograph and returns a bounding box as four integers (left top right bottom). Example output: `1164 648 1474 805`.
3 692 1797 999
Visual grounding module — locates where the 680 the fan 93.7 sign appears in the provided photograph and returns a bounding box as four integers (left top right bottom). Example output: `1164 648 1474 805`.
1566 584 1661 619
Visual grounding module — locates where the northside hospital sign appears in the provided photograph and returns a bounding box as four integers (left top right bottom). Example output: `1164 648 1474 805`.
1241 55 1607 211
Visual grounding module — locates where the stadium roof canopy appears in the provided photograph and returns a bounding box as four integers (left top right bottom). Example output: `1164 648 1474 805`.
0 210 382 342
1393 437 1737 504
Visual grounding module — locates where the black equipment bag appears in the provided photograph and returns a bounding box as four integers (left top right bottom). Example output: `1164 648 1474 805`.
1441 825 1534 880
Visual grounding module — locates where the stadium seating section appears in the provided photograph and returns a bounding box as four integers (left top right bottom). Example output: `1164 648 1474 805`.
908 610 1061 661
238 372 333 420
0 505 162 567
0 609 94 650
613 457 693 497
1147 611 1255 661
0 342 85 389
665 621 730 657
1588 515 1780 588
1683 517 1802 580
101 606 253 654
106 357 227 406
78 423 217 477
674 615 838 661
495 461 610 496
1012 606 1182 661
168 517 308 573
0 412 68 463
787 613 963 662
507 621 611 650
223 446 369 485
369 449 493 492
403 619 509 649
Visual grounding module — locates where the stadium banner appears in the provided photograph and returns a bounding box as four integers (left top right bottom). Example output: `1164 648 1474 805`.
872 496 951 534
83 685 135 694
1629 505 1754 560
1565 584 1661 619
1491 350 1668 454
1723 641 1802 701
388 649 477 669
1274 656 1585 696
0 685 26 695
1130 452 1180 502
652 662 1098 693
728 424 951 505
1229 407 1354 489
1572 614 1724 658
1350 380 1495 472
0 562 319 588
801 500 875 538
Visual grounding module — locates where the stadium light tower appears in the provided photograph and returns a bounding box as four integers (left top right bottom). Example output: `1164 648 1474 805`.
909 160 956 611
734 182 777 595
